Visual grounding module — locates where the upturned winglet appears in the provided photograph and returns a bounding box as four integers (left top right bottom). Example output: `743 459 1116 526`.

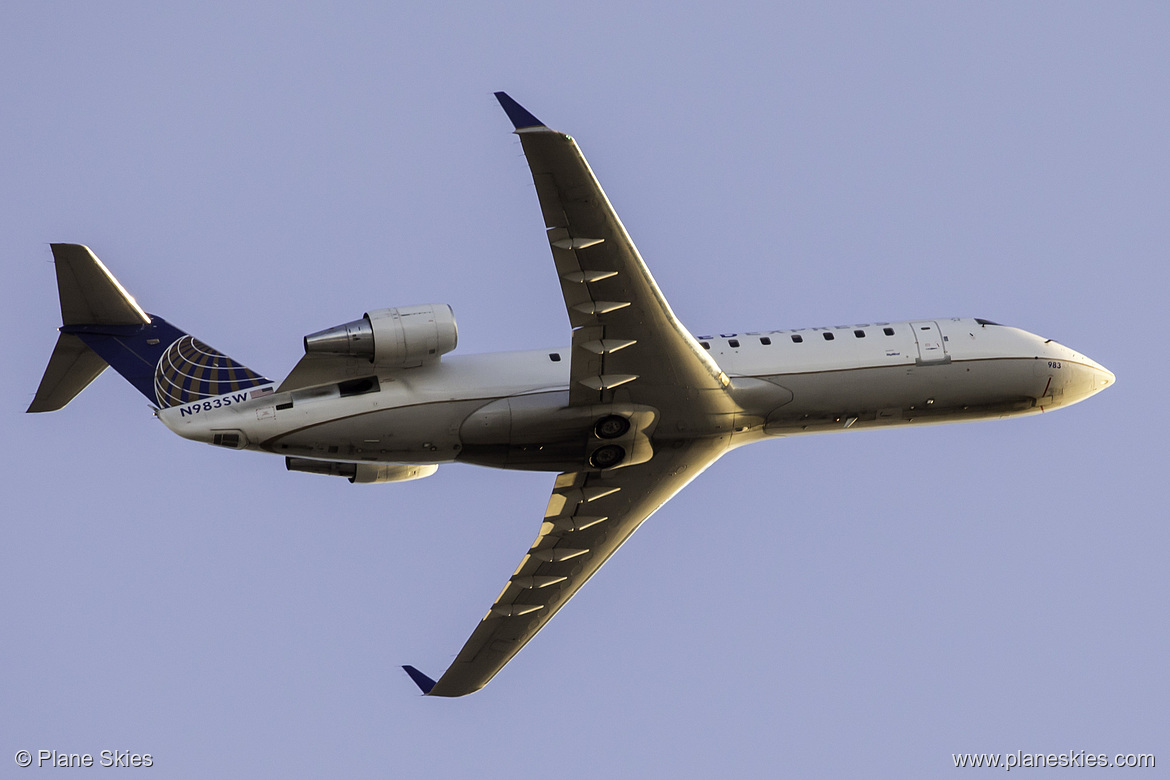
402 665 437 695
494 92 546 130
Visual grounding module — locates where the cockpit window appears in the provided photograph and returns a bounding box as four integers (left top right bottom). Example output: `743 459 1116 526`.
975 318 1002 326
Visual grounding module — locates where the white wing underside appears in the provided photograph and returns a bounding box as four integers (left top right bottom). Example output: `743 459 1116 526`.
419 95 734 696
426 439 727 696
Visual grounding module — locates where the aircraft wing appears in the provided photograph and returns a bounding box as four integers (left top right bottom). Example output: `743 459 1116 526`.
494 92 733 412
408 435 728 697
404 95 738 697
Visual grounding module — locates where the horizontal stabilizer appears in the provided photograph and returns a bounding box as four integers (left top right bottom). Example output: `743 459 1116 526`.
27 333 109 412
402 665 436 695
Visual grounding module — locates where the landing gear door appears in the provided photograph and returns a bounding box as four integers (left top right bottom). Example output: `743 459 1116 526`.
911 321 949 364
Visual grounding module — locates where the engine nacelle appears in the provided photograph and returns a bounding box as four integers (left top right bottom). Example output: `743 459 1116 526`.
350 462 438 484
303 304 457 368
286 457 438 484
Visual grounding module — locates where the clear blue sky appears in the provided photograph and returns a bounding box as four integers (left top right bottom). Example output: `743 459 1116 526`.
3 3 1166 777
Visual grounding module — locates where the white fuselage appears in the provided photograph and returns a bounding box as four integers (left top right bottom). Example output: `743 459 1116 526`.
158 317 1114 473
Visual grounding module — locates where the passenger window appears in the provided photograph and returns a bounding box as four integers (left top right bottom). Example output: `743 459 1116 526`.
854 330 865 338
728 339 740 348
700 341 710 349
883 327 895 336
760 337 771 345
548 353 562 362
823 332 835 341
791 334 803 343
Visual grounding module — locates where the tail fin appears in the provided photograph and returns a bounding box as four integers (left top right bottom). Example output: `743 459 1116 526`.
29 244 271 412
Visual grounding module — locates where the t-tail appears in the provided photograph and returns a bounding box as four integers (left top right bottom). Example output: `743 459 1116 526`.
29 244 271 413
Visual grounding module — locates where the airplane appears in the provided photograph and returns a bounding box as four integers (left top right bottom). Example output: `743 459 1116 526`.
29 92 1115 697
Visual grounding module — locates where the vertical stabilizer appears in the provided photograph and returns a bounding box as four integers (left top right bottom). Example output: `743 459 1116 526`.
29 244 270 412
28 243 150 412
50 244 151 327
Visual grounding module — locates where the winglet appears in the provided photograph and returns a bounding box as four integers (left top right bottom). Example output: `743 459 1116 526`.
494 92 545 130
402 665 437 695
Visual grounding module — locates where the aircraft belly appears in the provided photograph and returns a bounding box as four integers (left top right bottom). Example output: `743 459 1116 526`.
458 391 595 471
263 399 485 463
457 391 682 472
761 358 1048 434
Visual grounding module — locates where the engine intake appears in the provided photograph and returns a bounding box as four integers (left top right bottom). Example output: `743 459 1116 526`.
303 304 457 368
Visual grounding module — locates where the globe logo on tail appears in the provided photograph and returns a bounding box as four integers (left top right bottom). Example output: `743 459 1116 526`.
154 336 267 408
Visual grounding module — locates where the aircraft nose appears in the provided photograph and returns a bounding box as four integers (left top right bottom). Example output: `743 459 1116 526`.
1061 354 1115 406
1093 363 1116 390
1081 355 1115 392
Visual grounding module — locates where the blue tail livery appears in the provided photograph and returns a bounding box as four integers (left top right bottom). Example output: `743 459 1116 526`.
29 244 270 412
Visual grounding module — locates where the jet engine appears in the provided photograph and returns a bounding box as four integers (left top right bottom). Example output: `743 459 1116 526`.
286 457 438 484
303 304 457 368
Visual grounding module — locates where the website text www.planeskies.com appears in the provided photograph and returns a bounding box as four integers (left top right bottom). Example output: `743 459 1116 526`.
953 750 1154 770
